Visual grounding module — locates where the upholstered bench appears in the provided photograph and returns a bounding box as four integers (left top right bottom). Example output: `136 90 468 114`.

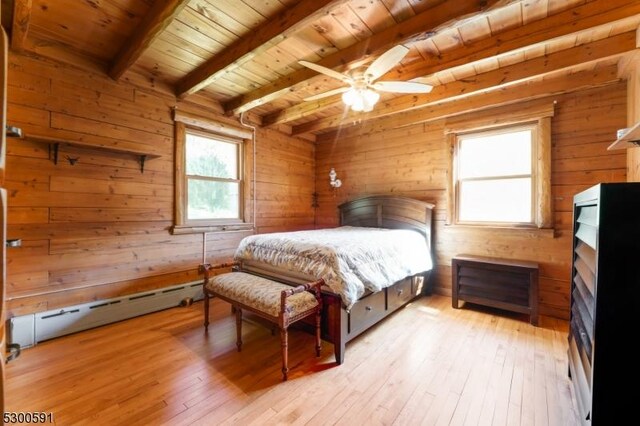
200 262 323 381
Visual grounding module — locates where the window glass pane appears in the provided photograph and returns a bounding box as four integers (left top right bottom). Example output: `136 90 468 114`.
186 133 238 179
459 178 532 223
459 129 532 178
187 179 240 220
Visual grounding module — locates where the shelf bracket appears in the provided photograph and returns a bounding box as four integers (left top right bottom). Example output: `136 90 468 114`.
49 143 60 165
139 155 147 173
24 133 159 169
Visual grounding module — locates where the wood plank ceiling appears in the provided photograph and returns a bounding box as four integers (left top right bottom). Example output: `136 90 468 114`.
3 0 640 138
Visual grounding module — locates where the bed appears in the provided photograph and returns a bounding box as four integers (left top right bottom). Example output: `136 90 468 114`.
235 195 435 364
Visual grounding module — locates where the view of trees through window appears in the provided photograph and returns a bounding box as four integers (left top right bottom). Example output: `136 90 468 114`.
185 131 240 221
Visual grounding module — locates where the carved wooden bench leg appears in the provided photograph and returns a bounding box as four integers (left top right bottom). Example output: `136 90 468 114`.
315 309 321 357
281 327 289 381
235 307 243 352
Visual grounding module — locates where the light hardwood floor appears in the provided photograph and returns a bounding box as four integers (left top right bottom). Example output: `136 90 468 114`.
5 295 577 425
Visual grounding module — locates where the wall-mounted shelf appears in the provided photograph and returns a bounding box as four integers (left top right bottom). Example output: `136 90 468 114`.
24 134 161 173
608 122 640 150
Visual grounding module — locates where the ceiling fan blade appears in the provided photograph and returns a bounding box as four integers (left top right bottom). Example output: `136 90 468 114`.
365 45 410 81
299 61 352 84
372 81 433 94
303 86 349 102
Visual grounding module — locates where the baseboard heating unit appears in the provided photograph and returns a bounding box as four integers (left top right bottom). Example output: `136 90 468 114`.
7 281 204 350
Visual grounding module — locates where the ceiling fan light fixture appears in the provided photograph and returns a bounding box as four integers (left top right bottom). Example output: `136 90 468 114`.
342 87 358 106
342 87 380 112
363 89 380 107
300 45 430 111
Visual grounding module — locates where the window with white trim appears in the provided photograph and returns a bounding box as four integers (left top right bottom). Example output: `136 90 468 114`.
455 124 536 225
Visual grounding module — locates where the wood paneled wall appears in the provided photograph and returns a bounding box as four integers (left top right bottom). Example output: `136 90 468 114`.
5 53 315 317
621 52 640 181
4 52 627 321
316 83 627 319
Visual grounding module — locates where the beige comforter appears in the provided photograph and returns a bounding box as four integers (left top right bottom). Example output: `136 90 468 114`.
234 226 432 309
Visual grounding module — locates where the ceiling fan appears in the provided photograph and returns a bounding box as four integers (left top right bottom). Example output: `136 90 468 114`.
299 45 432 113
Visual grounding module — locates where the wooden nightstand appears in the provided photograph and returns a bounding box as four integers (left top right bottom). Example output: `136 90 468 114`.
452 254 539 326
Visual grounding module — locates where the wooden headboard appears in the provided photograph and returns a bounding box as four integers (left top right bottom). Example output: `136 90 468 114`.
339 196 435 245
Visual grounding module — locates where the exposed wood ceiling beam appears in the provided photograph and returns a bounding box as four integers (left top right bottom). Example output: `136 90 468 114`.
11 0 32 51
292 31 638 135
270 0 640 127
175 0 350 99
109 0 189 80
381 0 640 84
263 93 342 127
224 0 511 116
316 65 620 143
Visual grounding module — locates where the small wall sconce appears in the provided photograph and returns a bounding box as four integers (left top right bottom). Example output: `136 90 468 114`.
329 168 342 188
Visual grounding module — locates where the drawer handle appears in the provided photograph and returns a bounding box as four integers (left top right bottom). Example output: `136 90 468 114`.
397 289 404 296
365 306 372 311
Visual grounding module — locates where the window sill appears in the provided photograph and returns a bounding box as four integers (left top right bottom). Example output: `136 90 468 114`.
171 223 254 235
445 223 556 238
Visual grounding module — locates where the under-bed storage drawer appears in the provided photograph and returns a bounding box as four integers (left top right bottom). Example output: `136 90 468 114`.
387 277 416 310
348 290 386 337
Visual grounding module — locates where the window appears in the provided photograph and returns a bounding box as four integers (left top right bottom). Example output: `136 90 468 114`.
445 102 553 229
172 110 253 234
185 130 242 221
455 125 536 225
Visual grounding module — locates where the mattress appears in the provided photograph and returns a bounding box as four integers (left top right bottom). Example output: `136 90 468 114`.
234 226 433 309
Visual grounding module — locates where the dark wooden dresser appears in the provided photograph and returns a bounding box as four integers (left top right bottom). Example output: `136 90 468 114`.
568 183 640 425
452 254 538 325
